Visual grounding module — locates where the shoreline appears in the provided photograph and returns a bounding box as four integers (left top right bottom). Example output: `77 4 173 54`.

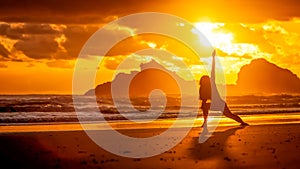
1 113 300 133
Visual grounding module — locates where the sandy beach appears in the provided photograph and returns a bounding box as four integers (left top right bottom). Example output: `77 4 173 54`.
0 115 300 169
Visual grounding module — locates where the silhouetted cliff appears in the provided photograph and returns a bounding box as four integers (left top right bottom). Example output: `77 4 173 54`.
228 58 300 95
85 60 194 97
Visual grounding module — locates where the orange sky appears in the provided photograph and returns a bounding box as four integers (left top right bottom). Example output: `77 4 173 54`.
0 0 300 94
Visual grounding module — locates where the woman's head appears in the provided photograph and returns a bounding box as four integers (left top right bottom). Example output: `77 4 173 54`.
199 75 210 87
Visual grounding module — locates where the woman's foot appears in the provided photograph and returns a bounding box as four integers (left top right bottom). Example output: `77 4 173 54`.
201 121 207 127
240 122 249 126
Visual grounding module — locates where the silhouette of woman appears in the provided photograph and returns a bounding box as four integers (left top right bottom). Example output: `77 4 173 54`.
199 50 249 127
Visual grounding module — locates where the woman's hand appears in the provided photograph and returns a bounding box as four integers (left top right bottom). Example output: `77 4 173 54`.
212 49 216 57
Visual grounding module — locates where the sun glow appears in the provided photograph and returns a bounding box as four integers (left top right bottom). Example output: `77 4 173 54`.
195 22 233 48
140 40 157 49
195 22 260 56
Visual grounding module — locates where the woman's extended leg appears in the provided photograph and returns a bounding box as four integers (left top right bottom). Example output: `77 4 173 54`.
202 108 208 127
223 103 248 125
201 103 210 127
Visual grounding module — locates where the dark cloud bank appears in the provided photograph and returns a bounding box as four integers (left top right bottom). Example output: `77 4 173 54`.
0 0 300 24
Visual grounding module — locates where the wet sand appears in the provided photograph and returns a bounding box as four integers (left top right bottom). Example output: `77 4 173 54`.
0 117 300 169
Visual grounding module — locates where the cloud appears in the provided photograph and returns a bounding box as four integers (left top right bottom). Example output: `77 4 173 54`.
0 43 10 58
62 25 99 58
257 21 300 67
0 22 96 60
105 33 203 67
103 57 123 70
0 22 70 60
0 23 61 40
46 60 74 68
13 35 59 59
26 63 35 68
0 23 10 36
0 62 8 68
8 23 60 39
0 22 102 60
0 0 300 24
207 20 300 79
210 21 300 64
212 23 275 55
0 0 140 24
1 21 204 63
215 48 253 59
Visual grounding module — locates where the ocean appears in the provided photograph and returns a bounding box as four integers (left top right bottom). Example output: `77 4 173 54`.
0 94 300 123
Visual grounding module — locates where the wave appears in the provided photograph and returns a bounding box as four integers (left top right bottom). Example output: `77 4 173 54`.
0 94 300 123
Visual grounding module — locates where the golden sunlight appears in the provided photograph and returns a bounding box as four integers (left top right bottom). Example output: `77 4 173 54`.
195 22 261 56
140 41 157 49
195 22 232 49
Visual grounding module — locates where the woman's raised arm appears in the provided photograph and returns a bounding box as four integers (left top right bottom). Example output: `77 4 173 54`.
211 49 216 82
